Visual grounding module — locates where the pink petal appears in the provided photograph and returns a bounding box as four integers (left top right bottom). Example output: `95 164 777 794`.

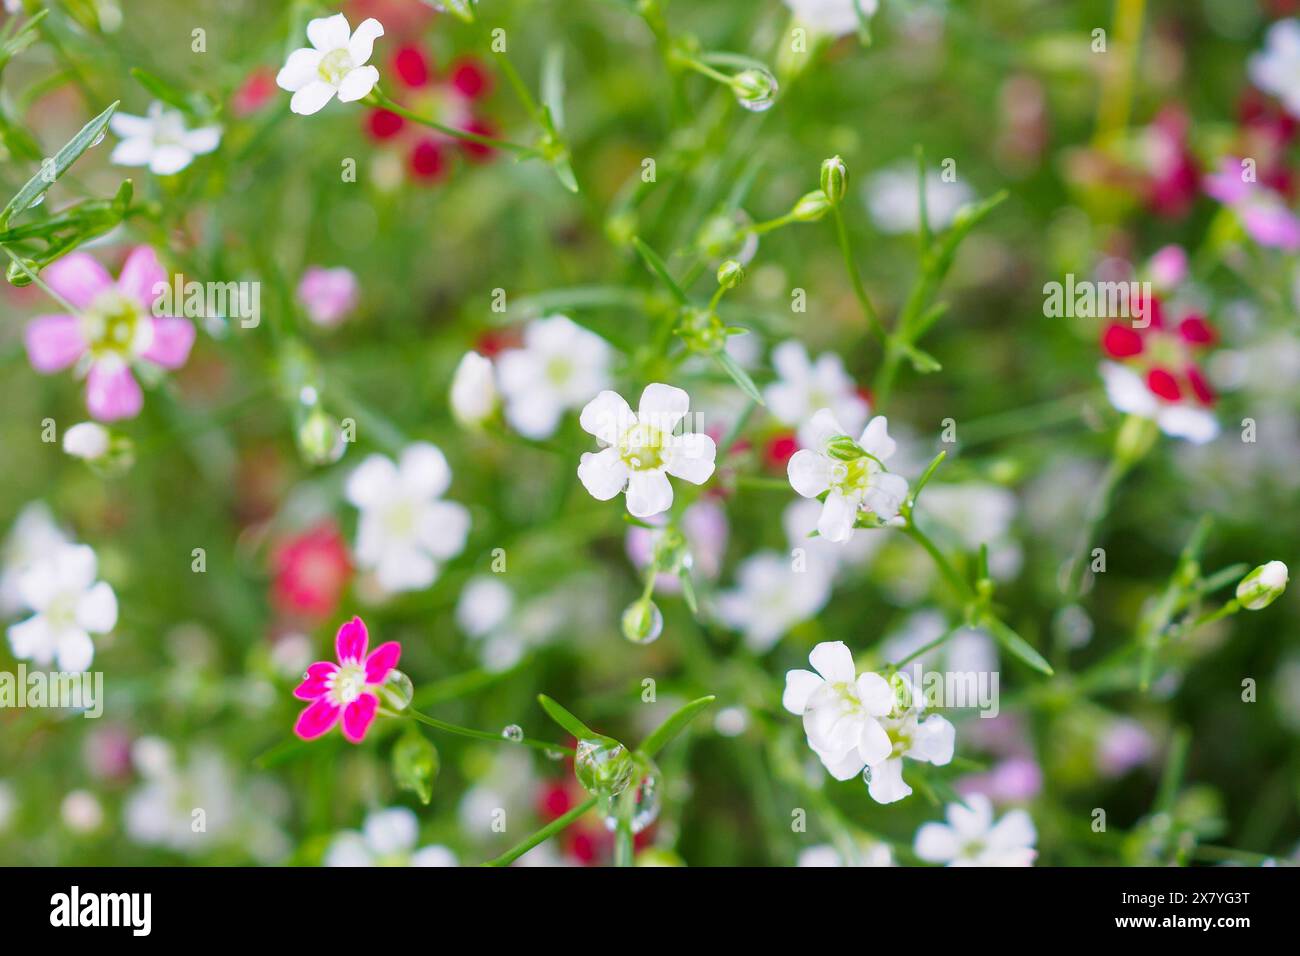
293 660 339 700
43 253 115 310
294 697 341 740
117 246 169 312
85 361 143 421
24 315 87 372
364 641 401 684
142 317 195 369
341 692 378 743
335 615 369 664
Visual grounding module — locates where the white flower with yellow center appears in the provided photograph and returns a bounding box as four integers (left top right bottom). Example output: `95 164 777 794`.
497 316 612 439
345 442 470 594
863 671 955 804
914 793 1037 867
783 641 895 780
787 409 909 543
276 13 385 116
577 383 717 518
6 543 117 672
109 102 221 175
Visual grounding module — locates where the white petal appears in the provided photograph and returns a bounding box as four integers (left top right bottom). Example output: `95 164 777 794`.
1156 405 1219 444
505 392 564 440
108 112 153 137
637 383 691 434
75 582 117 633
986 808 1037 853
411 845 457 867
1099 361 1157 416
337 65 380 103
913 822 960 863
55 545 98 592
55 629 95 672
290 81 337 115
399 442 452 499
306 13 351 52
816 745 866 781
346 455 399 507
856 718 892 767
183 126 222 155
946 792 994 837
577 447 629 500
626 469 673 518
276 48 324 92
817 490 857 542
323 832 371 867
771 339 811 382
579 390 634 444
859 415 897 461
375 546 436 593
347 17 385 65
109 137 153 167
808 640 855 683
910 714 955 765
855 671 895 716
782 669 823 715
415 501 471 560
148 145 194 175
864 471 909 521
363 807 417 855
663 433 716 485
787 449 831 498
8 615 54 665
805 407 846 449
866 758 911 804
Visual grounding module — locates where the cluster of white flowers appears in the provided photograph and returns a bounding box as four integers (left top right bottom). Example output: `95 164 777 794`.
325 807 456 867
784 641 954 804
2 503 117 672
913 793 1037 866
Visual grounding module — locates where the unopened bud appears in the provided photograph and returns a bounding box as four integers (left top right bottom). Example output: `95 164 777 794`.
820 156 848 204
730 68 778 112
1236 561 1288 610
716 259 745 289
791 189 832 222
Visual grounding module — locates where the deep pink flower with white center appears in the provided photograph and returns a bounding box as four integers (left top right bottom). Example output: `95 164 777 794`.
293 616 400 744
23 246 195 421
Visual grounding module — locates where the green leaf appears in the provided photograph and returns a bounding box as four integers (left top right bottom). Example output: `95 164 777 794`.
639 695 715 758
540 45 566 133
985 616 1054 676
678 566 699 615
537 694 597 740
0 101 118 229
0 9 47 77
130 67 207 116
631 236 688 304
715 349 764 404
392 727 439 805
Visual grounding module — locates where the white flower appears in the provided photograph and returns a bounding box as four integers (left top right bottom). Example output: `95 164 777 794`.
497 316 612 439
449 351 499 428
717 551 831 652
1249 19 1300 119
865 671 956 804
782 0 879 37
61 790 104 833
345 442 470 593
866 164 974 234
1099 361 1219 444
782 641 895 780
109 102 221 175
63 422 110 461
764 340 869 447
6 543 117 672
1 502 71 616
913 793 1037 866
325 807 456 867
276 13 385 116
797 840 893 867
124 741 235 853
577 383 717 518
787 409 909 543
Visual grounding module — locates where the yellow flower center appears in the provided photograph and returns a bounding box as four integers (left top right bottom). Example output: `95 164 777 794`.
620 423 666 471
318 48 354 86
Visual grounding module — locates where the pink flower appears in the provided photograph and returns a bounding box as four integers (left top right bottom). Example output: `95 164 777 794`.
1204 156 1300 250
296 266 359 327
23 247 195 421
293 616 400 744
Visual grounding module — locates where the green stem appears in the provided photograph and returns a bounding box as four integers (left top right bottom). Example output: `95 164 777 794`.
901 523 970 599
1063 454 1129 599
830 204 885 342
482 795 599 866
406 710 573 756
890 626 960 669
367 90 540 156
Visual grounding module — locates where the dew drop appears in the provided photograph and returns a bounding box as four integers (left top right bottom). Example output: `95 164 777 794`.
501 723 524 742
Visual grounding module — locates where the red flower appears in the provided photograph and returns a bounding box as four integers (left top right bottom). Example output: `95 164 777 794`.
272 523 352 620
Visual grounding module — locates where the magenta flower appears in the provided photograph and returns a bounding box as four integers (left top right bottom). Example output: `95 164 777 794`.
23 246 195 421
293 616 400 744
1204 156 1300 250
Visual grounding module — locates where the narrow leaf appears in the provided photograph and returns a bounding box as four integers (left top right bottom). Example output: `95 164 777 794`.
1 101 118 228
715 349 764 404
631 236 688 304
537 694 597 740
639 695 716 758
985 616 1054 676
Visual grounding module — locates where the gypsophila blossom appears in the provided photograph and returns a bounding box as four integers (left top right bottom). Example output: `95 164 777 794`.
449 351 499 427
577 383 717 518
717 551 831 652
498 316 612 439
1248 19 1300 120
276 13 384 115
864 670 956 803
6 543 117 672
1099 295 1219 443
325 807 456 866
271 522 352 620
292 616 400 744
787 409 909 542
345 442 469 593
783 641 895 780
24 246 196 421
782 0 878 38
1204 156 1300 250
109 102 221 175
296 266 359 327
797 840 893 867
1 503 70 615
764 340 869 447
913 793 1037 866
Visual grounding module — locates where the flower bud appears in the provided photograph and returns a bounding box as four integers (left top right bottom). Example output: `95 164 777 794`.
297 407 345 466
820 156 848 204
826 435 866 460
63 422 111 461
1236 561 1288 610
678 306 727 354
791 189 832 222
730 68 778 112
716 259 745 289
449 351 498 428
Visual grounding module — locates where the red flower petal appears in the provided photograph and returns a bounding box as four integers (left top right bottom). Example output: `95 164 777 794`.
1102 323 1144 358
294 697 341 740
1177 315 1216 346
409 138 448 180
450 58 491 99
293 660 339 700
765 433 799 469
459 119 496 162
364 641 402 684
393 45 430 88
341 693 378 743
1133 294 1164 329
1146 368 1182 401
1186 365 1215 405
366 108 405 141
335 616 369 664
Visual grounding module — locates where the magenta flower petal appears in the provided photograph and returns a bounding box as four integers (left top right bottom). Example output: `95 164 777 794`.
43 253 115 310
364 641 401 684
335 615 369 664
85 361 144 421
341 692 378 743
24 315 87 372
293 660 339 700
117 246 169 312
294 697 342 740
143 317 196 369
